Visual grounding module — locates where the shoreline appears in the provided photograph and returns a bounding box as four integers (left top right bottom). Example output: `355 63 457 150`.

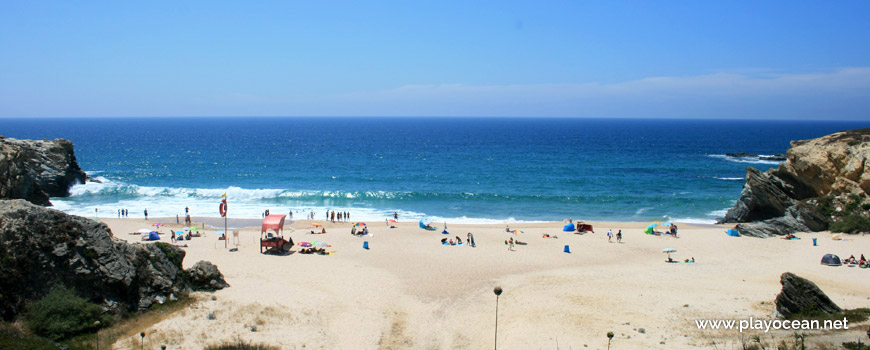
106 216 724 231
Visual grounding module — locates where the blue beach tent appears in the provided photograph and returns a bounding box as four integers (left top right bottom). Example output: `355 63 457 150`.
563 223 575 232
726 229 739 237
148 231 160 241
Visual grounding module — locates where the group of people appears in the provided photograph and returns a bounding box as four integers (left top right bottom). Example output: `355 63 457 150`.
170 230 193 243
666 256 695 263
299 247 327 255
325 210 351 223
351 225 369 236
112 208 145 219
844 254 867 266
606 229 623 243
440 233 476 247
504 237 526 250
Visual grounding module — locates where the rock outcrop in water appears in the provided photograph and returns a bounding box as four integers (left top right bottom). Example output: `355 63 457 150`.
720 129 870 237
774 272 841 318
0 137 87 205
0 199 228 321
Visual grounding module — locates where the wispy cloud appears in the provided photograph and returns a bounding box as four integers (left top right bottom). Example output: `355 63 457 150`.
3 68 869 119
309 67 870 118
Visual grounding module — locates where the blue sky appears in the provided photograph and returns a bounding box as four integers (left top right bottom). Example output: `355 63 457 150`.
1 1 869 119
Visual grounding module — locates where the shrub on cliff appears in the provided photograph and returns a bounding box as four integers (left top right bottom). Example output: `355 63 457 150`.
24 285 111 340
830 214 870 234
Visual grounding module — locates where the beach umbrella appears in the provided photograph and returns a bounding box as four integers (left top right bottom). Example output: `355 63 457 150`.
152 223 163 227
299 242 312 247
388 219 397 223
175 230 184 235
315 242 328 248
353 222 366 226
190 227 199 231
662 248 676 259
215 230 225 235
312 223 322 227
182 227 190 231
137 229 152 233
662 222 673 227
421 218 432 226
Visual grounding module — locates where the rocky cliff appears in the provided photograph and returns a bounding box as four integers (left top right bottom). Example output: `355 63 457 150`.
721 129 870 237
0 199 227 321
0 137 88 205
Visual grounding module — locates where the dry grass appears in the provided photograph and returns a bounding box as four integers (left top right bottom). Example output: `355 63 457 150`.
95 295 198 349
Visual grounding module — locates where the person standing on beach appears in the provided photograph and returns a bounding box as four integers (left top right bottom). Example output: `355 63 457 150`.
394 212 398 220
467 232 475 247
616 230 622 243
144 209 148 220
607 229 613 243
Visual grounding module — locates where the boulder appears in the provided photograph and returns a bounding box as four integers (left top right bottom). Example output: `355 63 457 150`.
734 206 830 238
720 129 870 236
186 261 230 291
726 152 759 158
0 137 87 205
0 199 224 321
774 272 841 318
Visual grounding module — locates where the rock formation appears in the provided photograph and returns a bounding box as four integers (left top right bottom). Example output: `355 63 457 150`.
0 199 227 321
720 129 870 237
0 137 87 205
774 272 841 318
187 261 230 291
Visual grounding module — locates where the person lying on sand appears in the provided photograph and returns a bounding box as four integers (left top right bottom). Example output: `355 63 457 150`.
783 234 796 240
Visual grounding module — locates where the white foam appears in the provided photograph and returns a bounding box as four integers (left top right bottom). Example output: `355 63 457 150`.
708 154 783 165
713 177 744 181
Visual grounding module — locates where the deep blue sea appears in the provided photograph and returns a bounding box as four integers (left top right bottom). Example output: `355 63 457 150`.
2 117 867 224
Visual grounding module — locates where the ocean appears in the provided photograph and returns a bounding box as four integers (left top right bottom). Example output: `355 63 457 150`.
2 117 866 224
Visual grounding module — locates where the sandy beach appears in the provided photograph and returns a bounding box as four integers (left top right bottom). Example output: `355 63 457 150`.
95 217 870 349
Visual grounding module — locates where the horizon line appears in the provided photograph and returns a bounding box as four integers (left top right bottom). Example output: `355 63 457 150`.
0 115 866 122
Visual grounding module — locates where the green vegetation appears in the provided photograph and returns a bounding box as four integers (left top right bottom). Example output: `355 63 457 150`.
812 194 870 233
154 242 183 269
204 339 280 350
785 308 870 323
830 214 870 234
24 285 112 341
0 323 57 350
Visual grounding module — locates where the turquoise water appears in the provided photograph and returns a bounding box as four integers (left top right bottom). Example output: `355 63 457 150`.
2 117 866 223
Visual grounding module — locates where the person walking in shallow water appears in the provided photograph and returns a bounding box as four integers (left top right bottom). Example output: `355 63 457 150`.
144 209 148 220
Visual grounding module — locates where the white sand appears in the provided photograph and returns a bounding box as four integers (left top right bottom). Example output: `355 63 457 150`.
103 218 870 349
